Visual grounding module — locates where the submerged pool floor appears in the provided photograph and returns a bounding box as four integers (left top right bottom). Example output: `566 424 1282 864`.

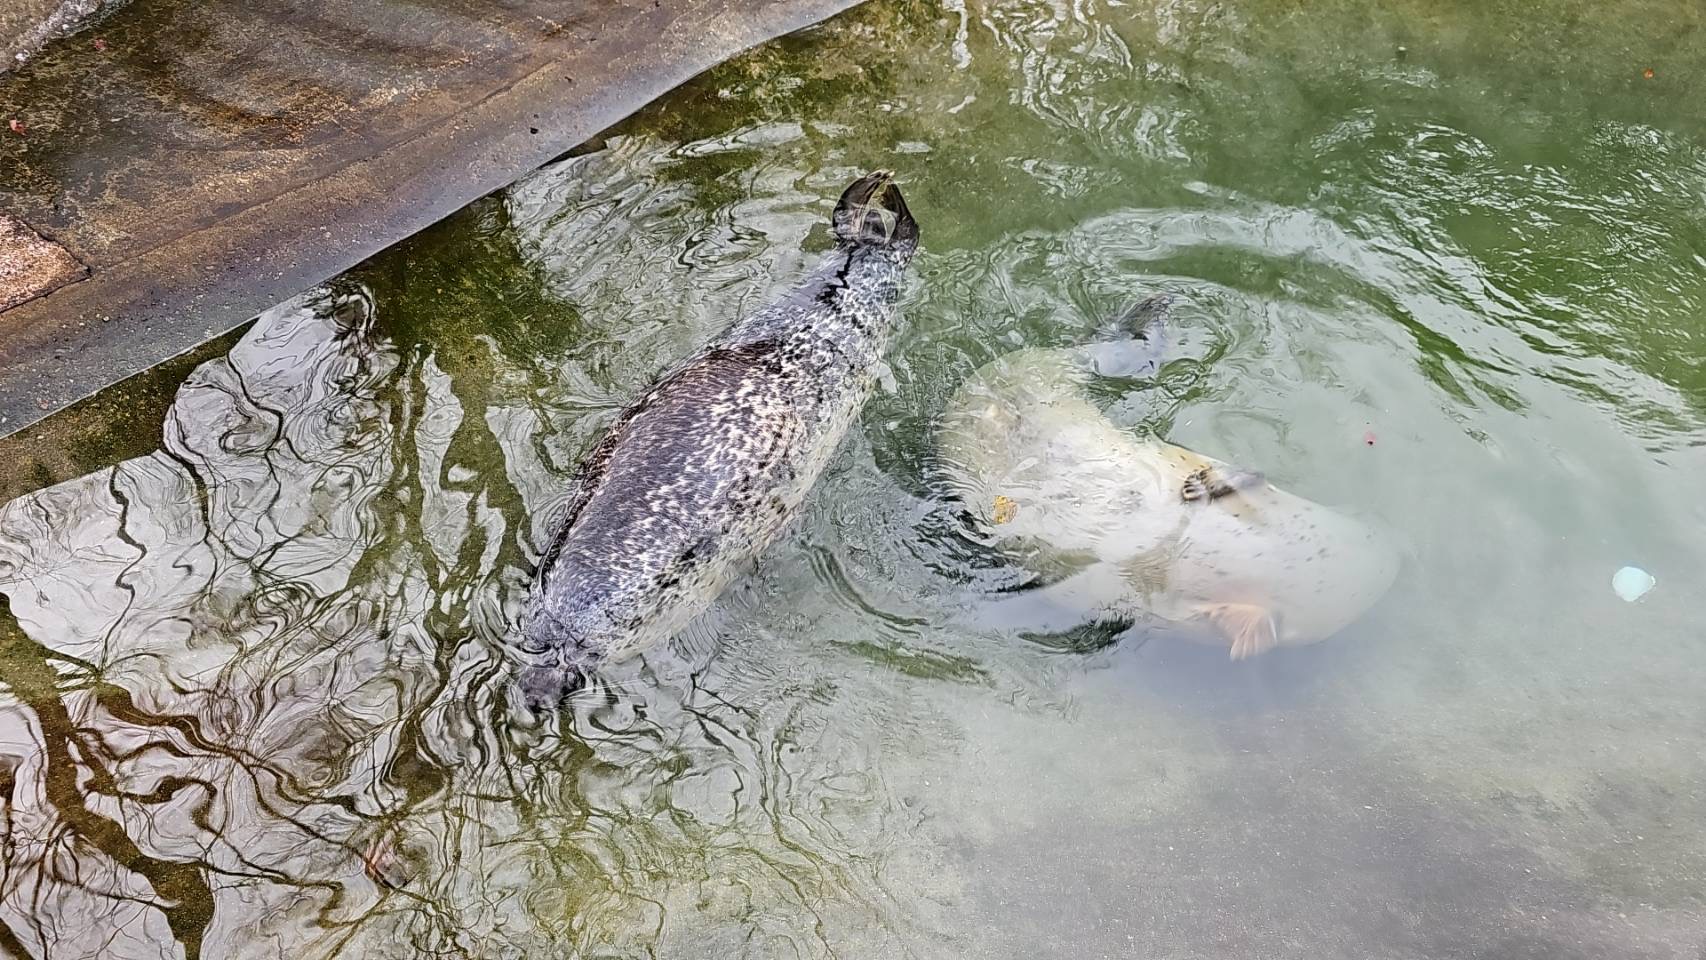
1 0 1704 956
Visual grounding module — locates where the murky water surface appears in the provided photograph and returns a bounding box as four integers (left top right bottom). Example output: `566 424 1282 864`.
3 0 1706 956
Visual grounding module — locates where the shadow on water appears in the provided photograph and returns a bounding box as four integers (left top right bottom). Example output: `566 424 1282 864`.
1 0 1706 956
1108 624 1350 716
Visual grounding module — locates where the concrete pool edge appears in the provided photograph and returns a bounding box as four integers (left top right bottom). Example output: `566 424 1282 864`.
0 0 867 439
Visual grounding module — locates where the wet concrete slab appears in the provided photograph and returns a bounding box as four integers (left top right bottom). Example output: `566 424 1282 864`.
0 0 863 438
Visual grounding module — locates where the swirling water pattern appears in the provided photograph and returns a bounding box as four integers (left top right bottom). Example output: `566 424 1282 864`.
2 0 1706 957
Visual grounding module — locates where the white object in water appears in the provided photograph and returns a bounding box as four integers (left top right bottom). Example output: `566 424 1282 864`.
1611 566 1656 603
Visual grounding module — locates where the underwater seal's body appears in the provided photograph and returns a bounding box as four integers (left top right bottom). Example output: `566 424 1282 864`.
937 296 1398 658
520 171 918 706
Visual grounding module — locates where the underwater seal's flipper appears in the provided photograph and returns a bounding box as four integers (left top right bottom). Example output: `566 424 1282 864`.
962 587 1136 655
1201 603 1279 660
1018 618 1135 654
1181 465 1266 503
668 606 729 671
1077 293 1175 379
957 564 1131 636
1118 293 1175 339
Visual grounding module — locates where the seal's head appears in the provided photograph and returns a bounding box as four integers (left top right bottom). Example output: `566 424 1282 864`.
833 170 919 263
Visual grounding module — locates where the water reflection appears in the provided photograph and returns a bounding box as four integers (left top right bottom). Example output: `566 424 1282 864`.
0 295 409 958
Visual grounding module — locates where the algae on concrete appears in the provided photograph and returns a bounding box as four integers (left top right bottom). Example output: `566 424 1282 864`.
1 1 116 72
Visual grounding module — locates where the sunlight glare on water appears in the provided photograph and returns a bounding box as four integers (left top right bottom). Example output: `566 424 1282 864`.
1 0 1705 956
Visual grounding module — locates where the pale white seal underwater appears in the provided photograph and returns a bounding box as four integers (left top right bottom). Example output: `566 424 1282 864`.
937 296 1398 659
520 172 918 708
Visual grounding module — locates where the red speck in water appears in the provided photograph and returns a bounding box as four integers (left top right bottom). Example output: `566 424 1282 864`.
1363 430 1377 446
1643 67 1655 79
7 119 24 136
361 837 400 887
94 37 109 52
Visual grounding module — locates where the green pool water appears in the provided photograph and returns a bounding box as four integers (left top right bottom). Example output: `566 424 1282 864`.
1 0 1704 956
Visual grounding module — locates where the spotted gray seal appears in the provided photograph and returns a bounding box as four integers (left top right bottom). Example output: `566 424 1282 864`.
519 171 918 707
936 296 1398 659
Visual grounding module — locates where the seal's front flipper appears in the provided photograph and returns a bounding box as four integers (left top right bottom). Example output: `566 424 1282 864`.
1201 603 1279 660
874 358 899 395
668 606 728 672
1181 465 1266 503
1020 618 1134 654
957 564 1128 636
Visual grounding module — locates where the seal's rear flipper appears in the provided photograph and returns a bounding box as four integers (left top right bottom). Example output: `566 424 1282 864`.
834 171 918 250
1118 293 1175 340
1201 603 1279 660
667 607 729 672
1081 293 1174 378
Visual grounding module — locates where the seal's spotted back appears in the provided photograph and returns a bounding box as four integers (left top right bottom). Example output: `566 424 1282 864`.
520 172 918 711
